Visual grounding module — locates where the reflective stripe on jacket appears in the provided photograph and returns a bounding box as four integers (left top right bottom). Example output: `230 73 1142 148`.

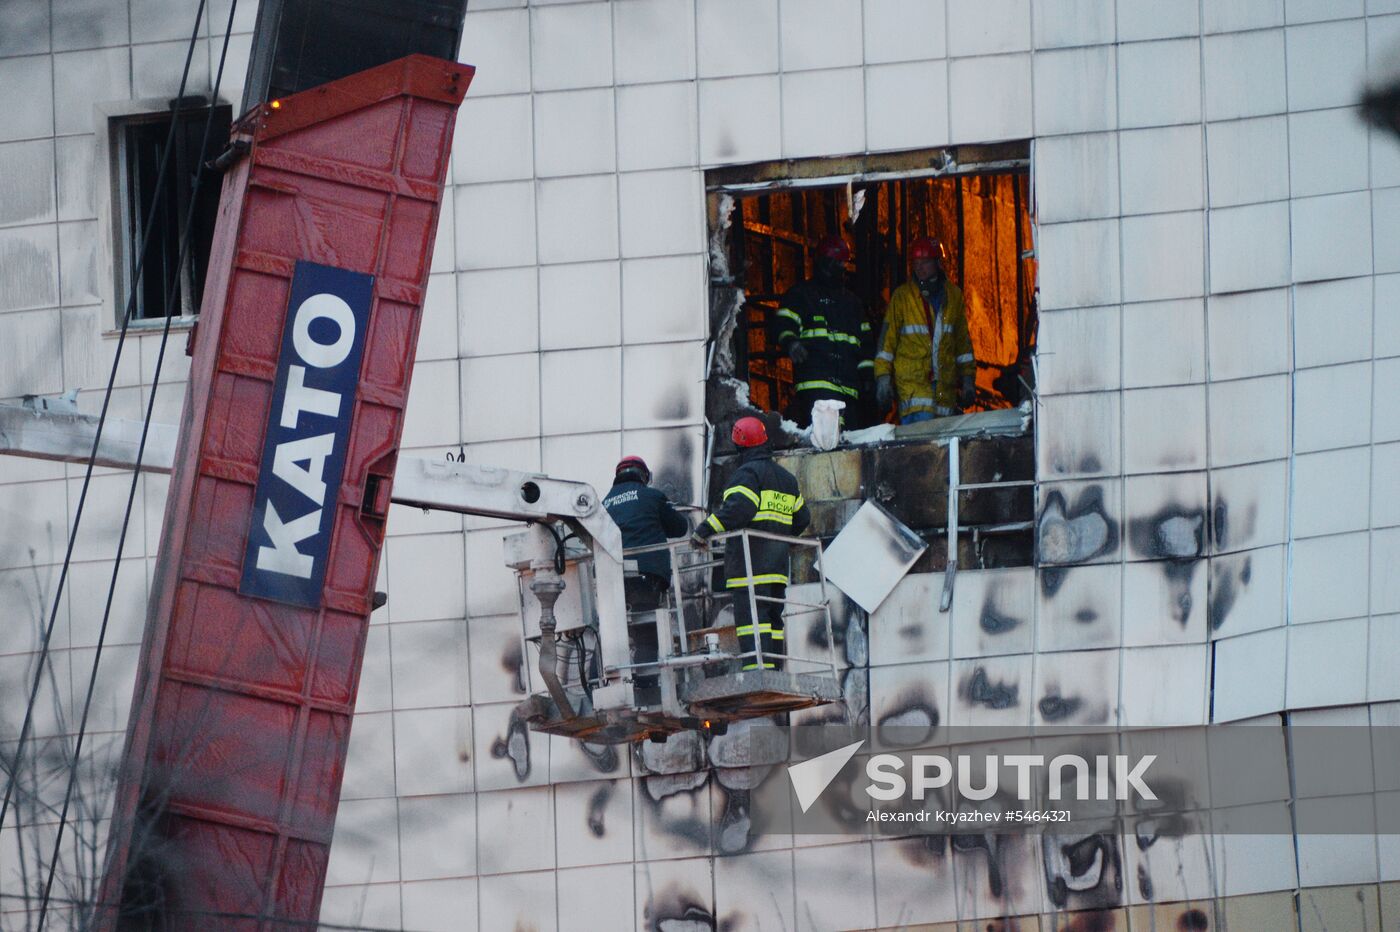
873 278 975 419
694 450 810 588
769 278 874 398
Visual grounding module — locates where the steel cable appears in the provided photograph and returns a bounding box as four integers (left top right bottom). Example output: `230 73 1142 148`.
0 0 213 843
34 4 244 926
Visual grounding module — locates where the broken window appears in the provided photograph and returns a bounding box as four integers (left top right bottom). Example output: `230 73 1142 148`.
703 148 1039 572
708 147 1037 428
111 102 231 322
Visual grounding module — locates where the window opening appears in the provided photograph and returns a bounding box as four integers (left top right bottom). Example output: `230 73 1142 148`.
718 170 1036 428
703 150 1039 573
113 102 231 322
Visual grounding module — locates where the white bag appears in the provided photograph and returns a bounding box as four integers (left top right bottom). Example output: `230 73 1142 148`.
810 399 845 451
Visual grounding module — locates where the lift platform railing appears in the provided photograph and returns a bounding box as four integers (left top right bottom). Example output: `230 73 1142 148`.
615 531 842 706
518 530 842 722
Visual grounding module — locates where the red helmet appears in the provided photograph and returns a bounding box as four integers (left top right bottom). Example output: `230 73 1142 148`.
909 236 943 263
615 455 650 484
731 416 768 448
816 234 851 262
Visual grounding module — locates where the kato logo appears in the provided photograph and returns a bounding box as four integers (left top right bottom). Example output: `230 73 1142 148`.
239 261 374 608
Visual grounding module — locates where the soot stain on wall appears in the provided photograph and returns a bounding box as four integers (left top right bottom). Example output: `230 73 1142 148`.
578 739 621 774
1038 486 1117 566
963 666 1019 709
1042 833 1122 910
586 782 613 838
641 771 712 851
1128 505 1207 626
657 429 697 505
501 637 525 695
637 729 706 776
1128 506 1204 561
980 601 1022 635
1037 694 1083 722
645 880 716 932
876 685 940 746
952 834 1010 898
713 784 754 854
490 706 533 780
1212 493 1258 554
1209 553 1252 631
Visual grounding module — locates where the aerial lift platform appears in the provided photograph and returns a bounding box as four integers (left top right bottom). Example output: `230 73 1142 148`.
0 54 840 928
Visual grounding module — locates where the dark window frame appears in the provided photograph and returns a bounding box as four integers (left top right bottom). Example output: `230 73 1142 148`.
111 102 231 324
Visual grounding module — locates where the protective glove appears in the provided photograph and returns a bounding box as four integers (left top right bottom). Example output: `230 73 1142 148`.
788 342 808 366
875 375 894 411
690 530 710 550
958 376 976 410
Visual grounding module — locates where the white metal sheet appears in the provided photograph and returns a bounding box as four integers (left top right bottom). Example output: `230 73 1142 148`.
617 81 698 171
537 174 620 265
1119 124 1204 215
1119 38 1202 128
530 1 614 92
458 7 531 97
697 0 778 78
1033 132 1119 223
819 499 926 613
1031 0 1113 49
1286 19 1366 112
540 260 622 351
1209 201 1291 294
1294 361 1371 452
1122 210 1205 302
781 67 866 160
1031 45 1116 136
535 89 616 178
1289 106 1370 198
1292 190 1373 283
1035 218 1120 310
698 75 782 165
1203 29 1287 122
947 0 1030 56
615 0 696 85
1206 114 1290 208
618 167 704 258
779 0 860 71
1037 306 1121 395
864 0 946 63
1119 0 1198 39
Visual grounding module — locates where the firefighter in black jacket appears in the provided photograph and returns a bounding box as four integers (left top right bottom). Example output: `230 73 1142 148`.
603 455 689 699
770 234 875 427
691 417 810 671
604 455 690 601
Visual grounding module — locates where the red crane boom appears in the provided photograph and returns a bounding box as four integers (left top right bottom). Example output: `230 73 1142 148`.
95 55 472 930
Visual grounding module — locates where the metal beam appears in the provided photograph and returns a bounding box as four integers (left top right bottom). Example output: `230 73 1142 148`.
0 403 619 537
0 402 178 472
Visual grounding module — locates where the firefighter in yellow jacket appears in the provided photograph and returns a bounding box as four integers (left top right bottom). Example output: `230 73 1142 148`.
874 236 976 423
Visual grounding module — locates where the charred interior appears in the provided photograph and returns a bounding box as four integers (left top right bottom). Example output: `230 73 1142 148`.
710 153 1037 426
705 149 1039 572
